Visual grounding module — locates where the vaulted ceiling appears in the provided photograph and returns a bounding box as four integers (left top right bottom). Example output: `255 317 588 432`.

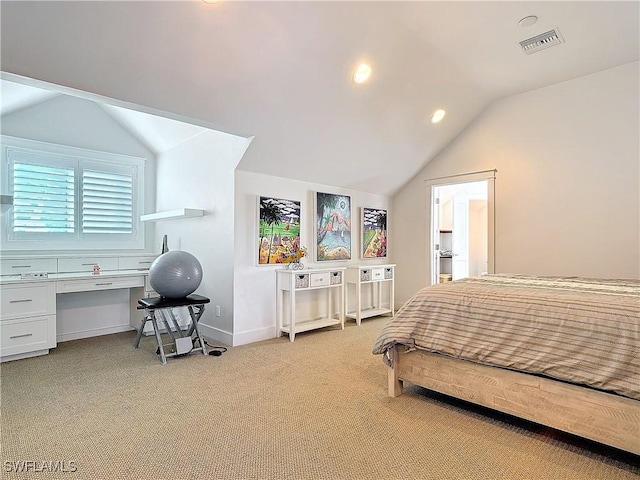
1 1 638 195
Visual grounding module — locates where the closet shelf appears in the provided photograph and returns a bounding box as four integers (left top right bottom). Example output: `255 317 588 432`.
140 208 204 222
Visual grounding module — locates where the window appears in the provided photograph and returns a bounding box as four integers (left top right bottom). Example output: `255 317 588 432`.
1 136 145 251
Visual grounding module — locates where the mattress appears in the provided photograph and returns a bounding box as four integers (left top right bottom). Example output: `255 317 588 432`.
372 274 639 400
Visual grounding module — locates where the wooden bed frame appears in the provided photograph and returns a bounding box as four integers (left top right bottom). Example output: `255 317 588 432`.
387 346 640 455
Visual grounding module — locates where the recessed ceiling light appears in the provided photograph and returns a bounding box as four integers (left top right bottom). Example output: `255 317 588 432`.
430 109 446 124
518 15 538 27
353 64 372 85
203 0 220 4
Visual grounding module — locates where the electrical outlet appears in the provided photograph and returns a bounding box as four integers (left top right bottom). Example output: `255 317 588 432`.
215 305 221 317
21 272 48 279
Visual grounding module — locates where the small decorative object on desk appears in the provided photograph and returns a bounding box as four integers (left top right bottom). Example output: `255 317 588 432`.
284 246 307 270
92 264 101 275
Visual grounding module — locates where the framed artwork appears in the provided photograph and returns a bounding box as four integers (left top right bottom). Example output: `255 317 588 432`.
315 192 351 261
257 196 301 265
362 207 387 258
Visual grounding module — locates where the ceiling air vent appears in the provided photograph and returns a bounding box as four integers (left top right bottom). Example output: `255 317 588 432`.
519 29 564 55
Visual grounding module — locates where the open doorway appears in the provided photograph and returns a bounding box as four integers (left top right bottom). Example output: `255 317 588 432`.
428 171 495 285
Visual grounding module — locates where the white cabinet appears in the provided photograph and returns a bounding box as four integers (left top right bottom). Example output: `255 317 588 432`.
0 258 57 276
1 282 56 319
0 282 56 360
56 274 145 294
276 268 345 341
1 316 56 358
118 255 158 271
58 256 119 273
345 264 395 325
0 252 159 361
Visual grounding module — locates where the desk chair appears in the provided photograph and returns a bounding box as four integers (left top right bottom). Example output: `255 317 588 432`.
134 294 210 364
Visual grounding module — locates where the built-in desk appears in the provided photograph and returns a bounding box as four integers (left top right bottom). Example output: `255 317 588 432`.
0 254 158 362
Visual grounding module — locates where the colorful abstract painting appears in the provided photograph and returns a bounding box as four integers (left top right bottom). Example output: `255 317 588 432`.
258 196 301 265
362 207 387 258
315 192 351 261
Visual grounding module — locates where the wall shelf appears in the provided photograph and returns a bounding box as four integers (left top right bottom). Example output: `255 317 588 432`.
140 208 204 222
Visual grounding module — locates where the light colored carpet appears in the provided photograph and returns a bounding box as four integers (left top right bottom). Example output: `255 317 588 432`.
1 317 638 480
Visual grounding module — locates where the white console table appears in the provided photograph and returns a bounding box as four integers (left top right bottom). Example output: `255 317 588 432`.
345 264 395 325
275 267 345 341
0 254 158 362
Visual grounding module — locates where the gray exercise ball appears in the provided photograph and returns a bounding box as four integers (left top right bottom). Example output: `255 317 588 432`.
149 250 203 299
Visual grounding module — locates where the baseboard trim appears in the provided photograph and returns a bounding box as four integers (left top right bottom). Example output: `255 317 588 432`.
231 325 276 346
198 323 233 346
197 324 275 347
57 324 132 343
1 349 50 363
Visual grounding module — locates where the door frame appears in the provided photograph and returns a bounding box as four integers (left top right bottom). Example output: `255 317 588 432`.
426 170 496 285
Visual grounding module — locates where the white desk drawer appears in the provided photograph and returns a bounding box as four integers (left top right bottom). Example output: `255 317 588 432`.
0 283 56 320
57 257 119 274
56 275 144 294
1 315 56 357
372 268 385 280
309 272 330 287
118 255 158 271
0 258 58 276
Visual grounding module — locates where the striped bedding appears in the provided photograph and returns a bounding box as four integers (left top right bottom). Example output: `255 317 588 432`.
372 274 639 400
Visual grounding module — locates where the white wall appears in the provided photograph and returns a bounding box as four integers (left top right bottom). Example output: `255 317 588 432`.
393 62 640 305
234 170 391 346
155 129 251 345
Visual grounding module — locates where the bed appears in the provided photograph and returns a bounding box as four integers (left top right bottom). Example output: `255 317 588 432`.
372 274 640 454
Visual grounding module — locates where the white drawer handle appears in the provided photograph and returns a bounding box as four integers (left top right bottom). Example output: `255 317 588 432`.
139 261 153 264
11 265 32 269
82 263 98 266
95 282 113 286
9 299 33 304
10 333 33 339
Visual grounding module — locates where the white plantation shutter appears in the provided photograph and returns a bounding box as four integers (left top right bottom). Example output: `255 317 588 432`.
3 138 145 250
82 169 133 234
13 162 75 233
